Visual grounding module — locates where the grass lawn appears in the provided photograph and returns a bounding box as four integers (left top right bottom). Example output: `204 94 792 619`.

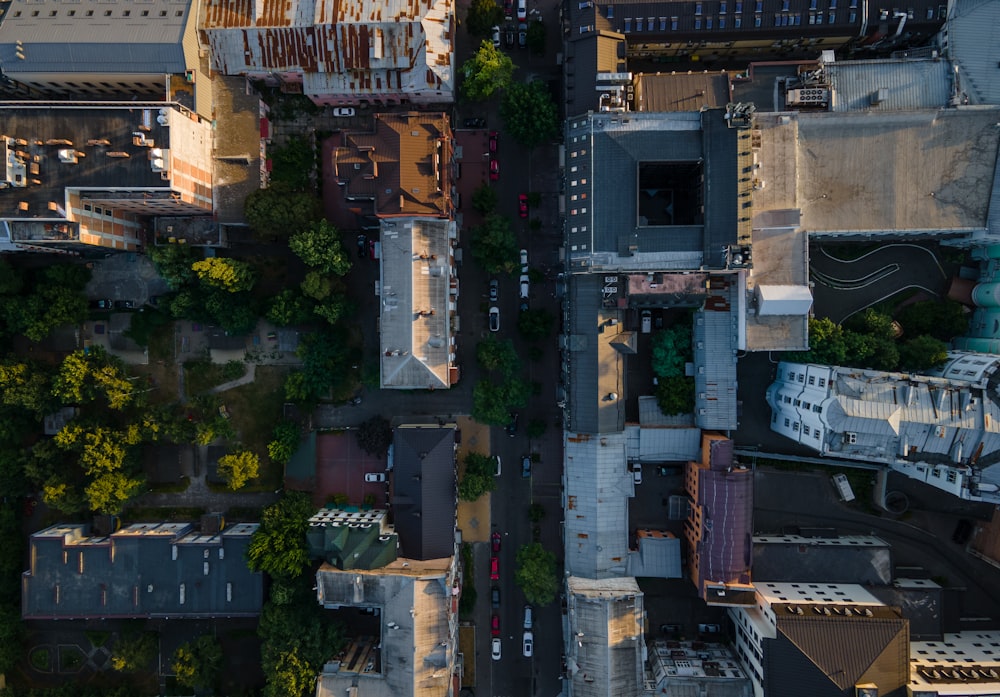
129 322 179 405
225 366 290 490
184 359 247 395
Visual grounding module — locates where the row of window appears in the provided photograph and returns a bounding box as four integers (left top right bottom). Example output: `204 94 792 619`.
784 369 826 388
13 8 184 18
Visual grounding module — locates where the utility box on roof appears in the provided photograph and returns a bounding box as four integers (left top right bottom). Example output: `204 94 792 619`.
755 285 813 316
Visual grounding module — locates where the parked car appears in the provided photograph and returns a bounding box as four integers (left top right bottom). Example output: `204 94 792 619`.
490 556 500 580
357 234 367 258
519 274 529 299
522 630 534 657
365 472 386 483
518 22 527 47
505 26 515 48
491 25 501 48
698 623 721 634
489 131 499 153
463 117 486 128
113 300 135 310
489 279 499 302
494 455 502 476
504 0 514 19
953 519 974 545
332 107 356 117
631 462 642 485
517 0 527 21
660 624 682 635
491 613 501 636
489 306 500 332
368 238 377 260
491 586 501 609
518 193 528 218
519 248 528 271
523 605 533 629
521 455 531 478
506 412 518 436
89 299 113 310
641 309 652 333
489 158 500 181
491 531 502 554
492 637 502 661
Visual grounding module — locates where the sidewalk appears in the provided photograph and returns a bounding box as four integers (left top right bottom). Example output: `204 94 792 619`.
456 416 492 543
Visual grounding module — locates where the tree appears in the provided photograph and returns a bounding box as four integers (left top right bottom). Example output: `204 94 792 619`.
472 378 530 425
0 606 24 674
898 334 949 372
286 329 356 404
787 317 848 366
458 452 497 501
471 183 498 216
172 635 222 690
267 289 314 326
651 323 693 379
111 631 158 672
300 271 333 301
268 421 303 465
898 299 969 342
500 80 559 148
290 220 352 276
7 287 88 342
52 347 134 410
41 478 86 515
85 471 144 514
0 360 54 416
246 493 315 579
476 338 519 376
517 308 554 343
245 185 322 240
0 258 23 296
356 416 392 456
192 257 256 293
217 449 260 490
148 245 201 289
312 295 349 325
526 18 545 54
461 40 516 101
655 375 695 416
466 0 504 37
269 136 315 190
514 542 558 606
470 214 519 274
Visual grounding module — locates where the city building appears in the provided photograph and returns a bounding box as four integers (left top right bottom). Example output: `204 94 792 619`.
753 534 892 585
199 0 455 107
647 637 752 696
564 576 645 697
0 0 211 116
391 424 457 561
909 631 1000 696
766 355 1000 503
22 520 263 620
684 433 755 606
940 0 1000 107
315 555 460 697
0 102 213 253
306 508 399 571
729 582 909 697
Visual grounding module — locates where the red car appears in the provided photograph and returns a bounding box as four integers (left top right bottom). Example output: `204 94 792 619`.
491 613 501 636
489 158 499 182
368 238 377 260
490 556 499 580
489 131 498 153
518 193 528 218
491 531 502 554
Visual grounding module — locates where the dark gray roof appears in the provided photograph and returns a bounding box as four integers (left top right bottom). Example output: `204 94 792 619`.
752 535 892 585
565 31 627 116
765 609 909 697
0 44 187 75
702 109 738 256
391 426 456 560
868 584 943 640
22 522 263 619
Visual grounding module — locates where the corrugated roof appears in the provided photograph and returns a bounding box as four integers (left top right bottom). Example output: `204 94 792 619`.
390 426 455 561
626 531 682 577
948 0 1000 107
634 72 731 113
693 303 739 430
753 534 892 585
564 432 632 578
826 58 954 112
23 522 263 619
632 423 702 462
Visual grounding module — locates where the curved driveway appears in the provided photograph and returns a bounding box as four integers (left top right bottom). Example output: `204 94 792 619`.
810 244 948 323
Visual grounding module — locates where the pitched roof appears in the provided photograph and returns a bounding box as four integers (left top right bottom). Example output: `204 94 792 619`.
391 426 456 560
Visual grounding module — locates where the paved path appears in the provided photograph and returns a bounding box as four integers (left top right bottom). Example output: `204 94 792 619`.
210 362 258 393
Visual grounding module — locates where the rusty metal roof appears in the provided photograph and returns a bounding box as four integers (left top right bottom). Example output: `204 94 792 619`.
200 0 454 97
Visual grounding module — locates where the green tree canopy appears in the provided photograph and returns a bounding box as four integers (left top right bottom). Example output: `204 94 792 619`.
466 0 504 36
247 492 315 580
217 449 260 490
651 322 693 379
269 136 315 190
472 183 498 216
0 360 55 416
172 635 222 690
898 299 969 342
148 245 201 289
285 329 356 404
655 375 695 416
245 185 322 240
290 220 352 276
470 214 519 275
192 257 257 293
85 471 144 515
472 378 530 425
356 415 392 457
514 542 558 606
461 40 516 101
526 18 546 53
52 347 134 410
267 289 314 327
268 421 303 466
110 631 158 673
476 338 519 376
898 334 949 372
517 308 554 343
500 80 559 148
458 452 497 501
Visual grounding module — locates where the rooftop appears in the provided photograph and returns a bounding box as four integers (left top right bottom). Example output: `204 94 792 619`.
391 425 456 561
752 534 892 585
947 0 1000 107
633 71 732 113
647 638 751 695
824 58 956 112
22 522 263 619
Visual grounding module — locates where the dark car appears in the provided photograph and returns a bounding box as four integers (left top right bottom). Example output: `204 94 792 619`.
113 300 135 310
505 26 515 48
953 519 973 545
521 455 531 478
368 238 377 260
357 234 367 258
489 279 499 302
518 22 527 47
491 531 502 554
463 117 486 128
89 299 113 310
504 0 513 19
506 412 518 437
491 586 501 608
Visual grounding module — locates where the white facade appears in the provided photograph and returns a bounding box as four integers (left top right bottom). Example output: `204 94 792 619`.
766 356 1000 503
754 284 813 316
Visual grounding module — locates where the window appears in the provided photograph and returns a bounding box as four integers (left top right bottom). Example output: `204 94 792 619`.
142 9 149 16
635 17 642 30
818 378 826 387
793 422 799 432
784 418 790 427
849 0 857 6
773 13 779 24
926 6 933 18
695 2 703 14
755 0 763 10
671 16 678 29
813 405 822 413
794 13 801 23
754 14 761 25
849 10 856 21
736 0 743 11
735 15 741 26
123 9 130 16
647 16 654 30
719 16 726 26
720 1 727 12
808 375 815 385
49 10 57 16
815 12 822 22
607 5 614 17
810 0 817 8
782 0 789 10
797 374 804 383
660 16 667 29
706 15 713 27
828 11 835 21
694 17 701 28
803 425 811 435
809 13 816 24
830 0 837 7
624 17 631 30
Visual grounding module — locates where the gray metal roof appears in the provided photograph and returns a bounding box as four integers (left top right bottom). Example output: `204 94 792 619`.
625 531 682 577
22 522 262 619
693 302 739 430
565 576 645 697
390 426 456 561
947 0 1000 107
564 432 632 578
753 534 892 585
316 557 457 697
624 422 702 462
0 0 191 75
826 58 954 112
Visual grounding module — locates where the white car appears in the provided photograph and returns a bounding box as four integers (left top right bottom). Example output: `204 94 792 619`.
492 637 502 661
491 25 501 48
365 472 386 483
519 248 528 272
489 306 500 332
332 107 356 117
522 630 534 657
519 274 529 299
631 463 642 485
517 0 527 21
494 455 502 476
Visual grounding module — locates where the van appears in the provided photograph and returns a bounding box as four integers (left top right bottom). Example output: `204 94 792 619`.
523 605 533 629
641 310 652 333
